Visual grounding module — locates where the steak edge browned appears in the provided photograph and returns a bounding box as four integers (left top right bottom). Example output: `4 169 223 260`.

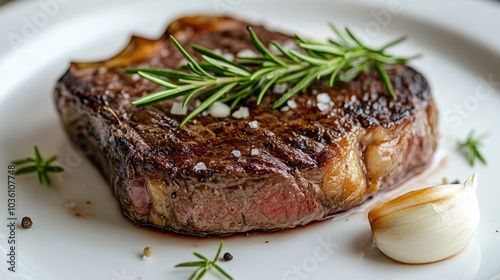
54 16 438 235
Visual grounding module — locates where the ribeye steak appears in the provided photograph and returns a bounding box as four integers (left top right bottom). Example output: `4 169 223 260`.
54 16 438 235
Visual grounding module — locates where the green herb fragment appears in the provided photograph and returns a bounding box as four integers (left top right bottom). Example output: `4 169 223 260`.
175 241 233 280
11 146 64 186
457 131 488 167
126 24 419 127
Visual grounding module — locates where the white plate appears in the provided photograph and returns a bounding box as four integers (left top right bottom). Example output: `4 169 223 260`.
1 0 500 279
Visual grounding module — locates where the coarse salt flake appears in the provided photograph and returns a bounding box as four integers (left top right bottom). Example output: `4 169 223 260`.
317 102 330 112
194 162 207 171
160 49 170 57
281 106 290 112
209 102 231 118
248 120 259 129
287 99 297 109
273 83 288 94
232 106 250 119
268 44 280 54
251 148 260 156
281 40 298 51
232 150 241 157
178 58 188 67
223 53 235 61
170 101 188 115
237 49 257 57
316 93 331 104
131 74 141 81
98 67 107 74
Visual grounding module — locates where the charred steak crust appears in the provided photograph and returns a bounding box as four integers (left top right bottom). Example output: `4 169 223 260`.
55 16 438 235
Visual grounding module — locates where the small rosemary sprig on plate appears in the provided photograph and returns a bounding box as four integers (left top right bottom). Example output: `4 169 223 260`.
126 24 418 126
457 131 488 167
175 241 233 280
11 146 64 186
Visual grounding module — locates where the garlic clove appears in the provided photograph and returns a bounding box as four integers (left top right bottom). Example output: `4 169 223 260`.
368 173 479 264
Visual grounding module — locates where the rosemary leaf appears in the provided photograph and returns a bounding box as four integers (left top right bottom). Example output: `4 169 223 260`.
344 27 377 53
15 165 38 175
193 252 209 262
194 269 207 280
457 131 488 167
175 261 207 267
11 158 35 165
175 242 233 280
45 166 65 172
328 23 353 48
247 26 287 67
132 89 180 107
189 268 205 280
126 24 418 126
182 87 207 108
271 41 300 62
12 146 64 186
34 146 42 163
202 55 251 77
374 62 396 99
329 60 346 87
125 68 204 81
213 241 223 262
191 45 233 63
138 71 178 88
37 170 44 185
296 42 345 56
273 70 318 108
42 170 51 186
380 35 407 51
213 263 234 280
170 35 214 79
289 50 330 65
257 76 279 105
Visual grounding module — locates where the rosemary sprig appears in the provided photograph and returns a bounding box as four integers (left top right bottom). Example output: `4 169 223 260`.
457 131 487 167
126 24 418 127
11 146 64 186
175 241 233 280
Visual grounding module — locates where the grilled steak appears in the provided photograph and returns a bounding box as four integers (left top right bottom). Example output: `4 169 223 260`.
54 16 438 235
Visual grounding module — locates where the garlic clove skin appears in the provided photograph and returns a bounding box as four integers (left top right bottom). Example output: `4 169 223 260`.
368 173 479 264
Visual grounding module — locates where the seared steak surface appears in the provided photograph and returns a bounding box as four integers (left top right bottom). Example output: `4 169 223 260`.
55 16 438 235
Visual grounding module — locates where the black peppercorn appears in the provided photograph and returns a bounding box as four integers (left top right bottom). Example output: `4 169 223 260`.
223 252 233 261
21 216 32 229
